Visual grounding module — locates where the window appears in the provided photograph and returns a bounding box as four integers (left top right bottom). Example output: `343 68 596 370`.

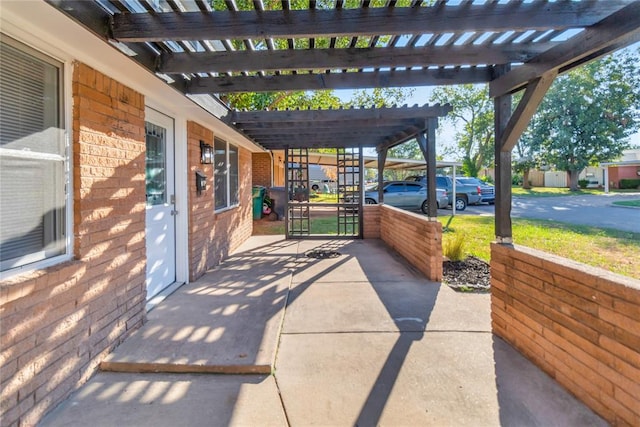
386 184 404 193
405 183 422 193
214 137 239 210
0 36 67 273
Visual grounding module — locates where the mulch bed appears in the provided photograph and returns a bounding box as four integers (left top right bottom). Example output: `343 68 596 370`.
442 256 491 293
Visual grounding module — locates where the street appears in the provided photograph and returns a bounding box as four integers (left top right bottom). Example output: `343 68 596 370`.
446 193 640 233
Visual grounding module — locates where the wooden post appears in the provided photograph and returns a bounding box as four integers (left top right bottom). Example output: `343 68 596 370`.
358 146 365 238
494 65 513 243
418 121 438 219
377 148 387 204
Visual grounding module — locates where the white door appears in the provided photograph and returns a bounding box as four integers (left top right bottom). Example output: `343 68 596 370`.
145 109 176 300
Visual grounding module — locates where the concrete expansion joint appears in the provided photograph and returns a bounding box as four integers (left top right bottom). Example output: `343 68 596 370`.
272 373 292 427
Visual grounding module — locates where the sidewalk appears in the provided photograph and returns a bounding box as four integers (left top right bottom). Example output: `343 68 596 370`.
39 236 605 426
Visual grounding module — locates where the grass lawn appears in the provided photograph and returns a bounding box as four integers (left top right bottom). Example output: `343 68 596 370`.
253 216 358 236
439 215 640 279
511 186 602 197
309 192 339 203
613 199 640 207
511 186 639 197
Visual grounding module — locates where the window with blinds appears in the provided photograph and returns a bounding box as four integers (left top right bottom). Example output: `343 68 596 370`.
0 36 67 272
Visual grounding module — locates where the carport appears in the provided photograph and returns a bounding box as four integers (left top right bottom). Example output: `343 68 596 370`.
50 1 640 424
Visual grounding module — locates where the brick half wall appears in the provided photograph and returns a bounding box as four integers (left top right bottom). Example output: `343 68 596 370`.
362 205 380 238
378 205 443 282
491 243 640 426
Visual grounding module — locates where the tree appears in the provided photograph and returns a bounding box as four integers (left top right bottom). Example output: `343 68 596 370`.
429 85 494 177
524 49 640 191
346 87 415 108
513 114 540 189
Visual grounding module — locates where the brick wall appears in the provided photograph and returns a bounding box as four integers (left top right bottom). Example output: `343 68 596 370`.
379 205 443 282
252 152 272 188
0 63 147 426
491 243 640 426
362 205 380 238
187 121 253 281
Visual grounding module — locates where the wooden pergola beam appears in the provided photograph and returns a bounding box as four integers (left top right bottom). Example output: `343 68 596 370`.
244 127 416 136
160 44 557 74
257 139 371 149
235 118 422 130
253 127 418 143
231 104 452 123
490 1 640 97
111 1 625 42
499 70 557 152
187 67 492 93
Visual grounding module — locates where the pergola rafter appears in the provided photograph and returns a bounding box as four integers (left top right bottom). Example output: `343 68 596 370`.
159 44 558 75
109 1 626 41
185 67 492 93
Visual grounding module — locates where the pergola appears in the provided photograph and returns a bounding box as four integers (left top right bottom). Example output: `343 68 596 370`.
51 0 640 236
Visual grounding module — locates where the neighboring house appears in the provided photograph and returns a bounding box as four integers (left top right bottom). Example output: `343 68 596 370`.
601 148 640 192
522 149 640 190
0 3 264 425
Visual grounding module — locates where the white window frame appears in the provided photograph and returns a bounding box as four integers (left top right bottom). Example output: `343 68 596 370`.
214 137 239 212
0 34 73 280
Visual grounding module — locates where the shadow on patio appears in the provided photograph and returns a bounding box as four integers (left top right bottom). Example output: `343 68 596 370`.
40 236 605 426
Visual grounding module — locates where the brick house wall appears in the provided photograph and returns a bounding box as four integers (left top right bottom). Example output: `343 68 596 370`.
378 205 443 282
491 243 640 426
188 121 253 281
608 165 640 189
252 152 272 188
1 63 147 426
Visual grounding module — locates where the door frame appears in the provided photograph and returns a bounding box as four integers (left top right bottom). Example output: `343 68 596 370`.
143 106 189 304
144 108 177 300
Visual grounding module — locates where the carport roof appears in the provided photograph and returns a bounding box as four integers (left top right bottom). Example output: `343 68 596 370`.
50 0 640 150
301 150 461 169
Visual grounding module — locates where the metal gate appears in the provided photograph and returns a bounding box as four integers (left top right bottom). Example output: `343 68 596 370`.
285 147 362 239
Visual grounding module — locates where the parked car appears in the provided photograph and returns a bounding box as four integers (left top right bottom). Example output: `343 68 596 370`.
363 181 449 214
406 175 482 211
456 177 495 204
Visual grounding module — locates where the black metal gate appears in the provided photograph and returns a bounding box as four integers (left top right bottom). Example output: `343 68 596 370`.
285 147 362 239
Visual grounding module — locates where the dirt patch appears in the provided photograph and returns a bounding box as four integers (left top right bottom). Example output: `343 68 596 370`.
443 256 490 293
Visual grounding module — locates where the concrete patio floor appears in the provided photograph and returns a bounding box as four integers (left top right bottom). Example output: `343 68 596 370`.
40 236 605 426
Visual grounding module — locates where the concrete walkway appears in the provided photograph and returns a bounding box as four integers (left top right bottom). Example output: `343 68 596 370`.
40 236 605 426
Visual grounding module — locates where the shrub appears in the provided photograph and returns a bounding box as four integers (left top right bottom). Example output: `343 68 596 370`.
619 178 640 189
443 232 467 261
511 172 523 186
578 179 589 189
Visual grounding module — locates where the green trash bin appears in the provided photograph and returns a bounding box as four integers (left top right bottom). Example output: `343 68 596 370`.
252 186 265 220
